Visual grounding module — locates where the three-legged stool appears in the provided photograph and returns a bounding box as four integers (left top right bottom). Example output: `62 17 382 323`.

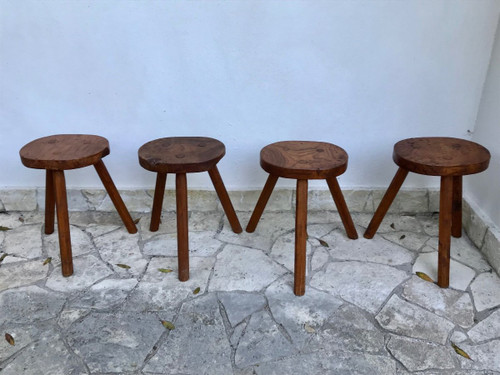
364 137 490 287
20 134 138 276
138 136 242 281
246 141 358 296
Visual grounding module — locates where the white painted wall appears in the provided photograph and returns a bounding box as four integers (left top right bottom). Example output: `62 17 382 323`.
466 15 500 228
1 1 499 191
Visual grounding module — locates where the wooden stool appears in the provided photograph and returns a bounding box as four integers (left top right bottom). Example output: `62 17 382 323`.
246 141 358 296
364 137 490 287
20 134 138 277
138 136 242 281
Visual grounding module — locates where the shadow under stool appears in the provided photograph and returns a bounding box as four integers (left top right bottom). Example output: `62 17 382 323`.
19 134 138 277
246 141 358 296
364 137 490 288
138 136 242 282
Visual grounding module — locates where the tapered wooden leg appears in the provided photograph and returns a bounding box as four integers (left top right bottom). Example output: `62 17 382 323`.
45 170 56 235
246 175 279 233
94 160 137 234
208 166 242 233
176 173 189 282
438 176 453 288
326 177 358 239
53 170 73 277
294 179 308 296
364 168 409 239
451 176 462 238
150 173 167 232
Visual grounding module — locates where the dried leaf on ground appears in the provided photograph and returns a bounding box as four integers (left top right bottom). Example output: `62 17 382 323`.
416 272 434 283
5 333 15 346
390 223 395 229
133 218 141 224
116 263 131 269
193 287 201 295
0 253 8 263
43 257 52 265
161 320 175 330
304 323 316 333
318 239 329 248
158 268 173 273
451 342 472 360
399 234 406 240
0 226 11 231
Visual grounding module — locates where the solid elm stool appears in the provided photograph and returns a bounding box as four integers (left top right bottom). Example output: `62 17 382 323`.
246 141 358 296
364 137 490 288
19 134 138 277
138 136 242 281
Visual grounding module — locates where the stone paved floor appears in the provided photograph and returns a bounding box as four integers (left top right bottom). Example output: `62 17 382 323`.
1 209 500 374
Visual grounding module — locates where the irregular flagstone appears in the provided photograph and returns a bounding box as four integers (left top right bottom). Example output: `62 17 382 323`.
231 321 247 347
97 189 152 212
123 256 214 312
44 225 94 263
0 212 25 230
0 285 66 326
0 190 37 211
413 252 476 291
144 231 223 257
3 225 42 259
84 223 120 238
58 308 91 330
306 210 343 225
307 223 337 239
270 232 312 273
218 291 266 327
470 272 500 312
0 260 48 292
381 231 430 252
1 328 84 375
138 211 177 241
210 245 287 292
70 278 138 310
354 213 422 234
468 309 500 343
94 229 147 277
46 254 113 292
310 261 409 313
189 211 223 232
235 310 296 368
144 294 233 375
417 214 440 236
456 339 500 372
217 212 294 251
386 335 456 371
425 236 492 272
253 350 396 375
402 276 474 328
0 323 45 363
311 247 330 271
266 275 343 349
308 304 386 355
67 311 164 373
322 231 414 265
450 330 469 344
376 295 455 345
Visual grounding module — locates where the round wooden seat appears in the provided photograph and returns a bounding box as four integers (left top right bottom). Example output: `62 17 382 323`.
138 137 225 174
20 134 110 170
260 141 348 179
393 137 490 176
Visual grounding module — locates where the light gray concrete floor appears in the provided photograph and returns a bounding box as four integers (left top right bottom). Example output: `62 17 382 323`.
1 209 500 374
